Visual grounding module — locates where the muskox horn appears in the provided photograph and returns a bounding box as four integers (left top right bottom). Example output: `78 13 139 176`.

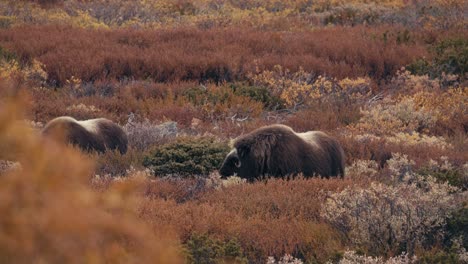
228 149 241 167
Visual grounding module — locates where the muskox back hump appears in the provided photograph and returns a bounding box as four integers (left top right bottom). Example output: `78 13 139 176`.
297 131 326 149
78 119 100 134
92 119 128 154
297 131 345 178
43 117 106 153
313 133 345 178
67 121 106 152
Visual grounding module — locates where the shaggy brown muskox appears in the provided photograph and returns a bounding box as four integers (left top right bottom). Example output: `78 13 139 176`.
42 116 128 154
219 124 345 181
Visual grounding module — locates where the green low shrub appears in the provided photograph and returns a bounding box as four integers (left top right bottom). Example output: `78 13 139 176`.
417 167 467 190
418 250 460 264
407 38 467 81
433 38 467 78
229 83 285 109
183 86 230 106
185 233 248 264
183 83 284 110
142 137 229 177
447 207 468 249
406 58 431 76
0 16 15 29
0 46 16 62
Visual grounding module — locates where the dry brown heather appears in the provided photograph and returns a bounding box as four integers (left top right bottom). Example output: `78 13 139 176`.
136 178 358 263
0 25 431 85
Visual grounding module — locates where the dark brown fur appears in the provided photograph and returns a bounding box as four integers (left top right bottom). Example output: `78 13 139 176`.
42 117 128 154
219 124 345 181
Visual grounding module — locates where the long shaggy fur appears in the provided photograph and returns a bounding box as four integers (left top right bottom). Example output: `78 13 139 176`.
219 124 345 181
42 116 128 154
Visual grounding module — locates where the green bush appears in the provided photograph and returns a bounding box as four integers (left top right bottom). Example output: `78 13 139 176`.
183 84 284 110
418 251 460 264
433 38 467 78
185 233 248 264
229 83 285 109
142 137 229 177
417 167 467 190
0 46 16 63
407 38 467 80
447 207 468 249
183 86 231 107
0 16 15 29
406 58 431 76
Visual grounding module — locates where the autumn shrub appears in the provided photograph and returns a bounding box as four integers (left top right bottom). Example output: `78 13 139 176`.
249 65 374 118
417 159 468 189
0 46 16 63
386 132 452 149
322 181 462 256
335 251 417 264
322 154 467 256
0 47 47 88
418 250 464 264
124 118 177 151
0 160 21 174
410 89 468 136
321 4 393 26
63 103 102 120
387 68 445 95
284 107 343 132
345 159 380 182
337 133 393 166
249 65 319 108
143 136 229 177
267 254 304 264
142 176 216 203
340 130 466 170
0 16 15 29
284 100 362 132
351 97 436 136
26 0 64 8
432 38 467 79
0 96 182 263
137 177 356 263
184 233 248 264
26 80 203 126
182 84 263 122
407 38 467 81
94 148 146 177
446 207 468 249
0 25 429 85
229 82 284 109
342 131 454 164
4 0 466 31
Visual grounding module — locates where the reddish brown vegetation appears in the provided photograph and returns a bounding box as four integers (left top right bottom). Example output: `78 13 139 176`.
338 134 468 169
137 177 359 262
29 82 201 125
1 4 466 261
0 25 430 85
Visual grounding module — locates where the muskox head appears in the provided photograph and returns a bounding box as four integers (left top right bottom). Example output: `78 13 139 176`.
219 140 261 182
219 149 241 178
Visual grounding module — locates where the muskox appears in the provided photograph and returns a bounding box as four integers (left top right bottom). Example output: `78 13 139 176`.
42 116 128 154
219 124 345 181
